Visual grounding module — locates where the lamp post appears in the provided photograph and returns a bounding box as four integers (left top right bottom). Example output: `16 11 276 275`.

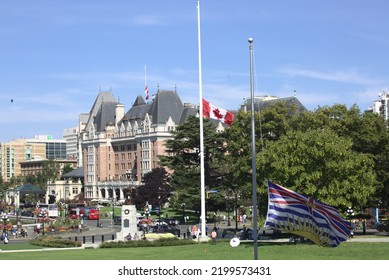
1 213 9 239
112 197 115 227
158 195 161 221
347 206 354 237
39 209 47 236
1 213 9 227
97 206 101 228
181 203 186 224
226 203 231 226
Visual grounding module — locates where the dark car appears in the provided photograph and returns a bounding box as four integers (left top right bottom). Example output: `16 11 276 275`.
150 224 180 236
376 221 389 232
221 228 239 239
20 210 34 217
113 216 121 225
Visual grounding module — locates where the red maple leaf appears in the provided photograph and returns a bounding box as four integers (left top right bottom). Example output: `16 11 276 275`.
212 108 223 119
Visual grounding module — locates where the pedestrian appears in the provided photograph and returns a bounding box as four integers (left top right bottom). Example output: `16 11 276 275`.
125 233 132 241
191 225 198 239
211 229 217 245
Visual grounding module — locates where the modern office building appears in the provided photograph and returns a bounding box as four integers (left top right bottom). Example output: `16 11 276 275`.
240 95 307 113
0 136 67 182
19 158 77 177
62 127 78 161
370 90 389 120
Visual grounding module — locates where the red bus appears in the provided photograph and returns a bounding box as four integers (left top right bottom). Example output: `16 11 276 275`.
84 207 100 220
68 203 85 219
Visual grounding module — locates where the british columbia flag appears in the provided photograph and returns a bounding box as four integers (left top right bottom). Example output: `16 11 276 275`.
265 180 350 247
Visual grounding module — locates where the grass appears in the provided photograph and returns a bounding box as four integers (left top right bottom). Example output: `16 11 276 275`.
0 243 44 251
1 240 389 260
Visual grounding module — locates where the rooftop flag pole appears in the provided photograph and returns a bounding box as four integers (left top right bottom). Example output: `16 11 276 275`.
197 0 206 239
249 37 258 260
144 65 149 100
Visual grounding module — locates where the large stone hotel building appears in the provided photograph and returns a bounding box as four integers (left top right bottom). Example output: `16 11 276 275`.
80 89 199 204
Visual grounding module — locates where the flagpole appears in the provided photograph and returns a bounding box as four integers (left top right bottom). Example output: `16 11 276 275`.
249 37 258 259
197 0 206 239
144 65 147 86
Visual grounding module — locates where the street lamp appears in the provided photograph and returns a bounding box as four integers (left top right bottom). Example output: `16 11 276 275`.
181 203 186 224
96 206 101 228
158 195 161 221
112 197 115 227
225 197 231 227
347 206 354 236
39 209 47 236
1 213 9 227
1 213 9 240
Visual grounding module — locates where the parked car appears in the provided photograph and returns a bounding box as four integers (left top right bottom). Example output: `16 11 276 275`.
113 216 121 225
149 224 180 236
376 221 389 232
163 218 179 226
20 210 34 217
222 228 238 239
154 218 168 226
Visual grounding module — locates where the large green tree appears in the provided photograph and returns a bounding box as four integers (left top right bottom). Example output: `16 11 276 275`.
159 116 226 212
257 129 377 210
291 104 389 208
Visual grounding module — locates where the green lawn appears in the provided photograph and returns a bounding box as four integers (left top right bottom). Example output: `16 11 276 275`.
1 240 389 260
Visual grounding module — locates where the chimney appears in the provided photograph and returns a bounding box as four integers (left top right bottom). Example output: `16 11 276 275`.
115 103 125 125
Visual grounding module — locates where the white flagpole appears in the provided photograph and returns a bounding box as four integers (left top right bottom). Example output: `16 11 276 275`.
144 65 147 87
197 0 206 239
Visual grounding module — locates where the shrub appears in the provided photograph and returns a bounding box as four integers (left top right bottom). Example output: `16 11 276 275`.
100 237 194 249
30 236 81 248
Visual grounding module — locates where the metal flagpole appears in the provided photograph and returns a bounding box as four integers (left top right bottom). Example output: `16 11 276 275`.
197 0 207 239
144 65 147 86
249 37 258 259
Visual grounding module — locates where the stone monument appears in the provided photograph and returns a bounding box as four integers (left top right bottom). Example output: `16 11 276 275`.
116 205 142 241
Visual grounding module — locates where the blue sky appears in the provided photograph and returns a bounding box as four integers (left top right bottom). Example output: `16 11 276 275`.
0 0 388 142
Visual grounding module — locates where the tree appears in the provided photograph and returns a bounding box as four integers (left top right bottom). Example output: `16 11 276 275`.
221 104 299 215
257 129 377 210
128 167 171 211
159 116 227 212
291 104 389 208
62 164 74 175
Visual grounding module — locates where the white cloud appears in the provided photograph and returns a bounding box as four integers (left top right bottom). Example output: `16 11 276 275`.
279 66 381 86
131 15 165 26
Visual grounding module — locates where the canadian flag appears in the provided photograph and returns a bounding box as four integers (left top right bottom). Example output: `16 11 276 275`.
145 85 149 100
202 98 234 126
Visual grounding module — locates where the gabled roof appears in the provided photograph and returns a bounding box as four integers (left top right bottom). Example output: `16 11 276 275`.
119 90 184 126
133 95 146 106
149 90 184 124
121 95 151 123
12 184 45 194
179 106 198 124
85 91 116 132
61 167 84 179
94 101 117 131
255 96 307 112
